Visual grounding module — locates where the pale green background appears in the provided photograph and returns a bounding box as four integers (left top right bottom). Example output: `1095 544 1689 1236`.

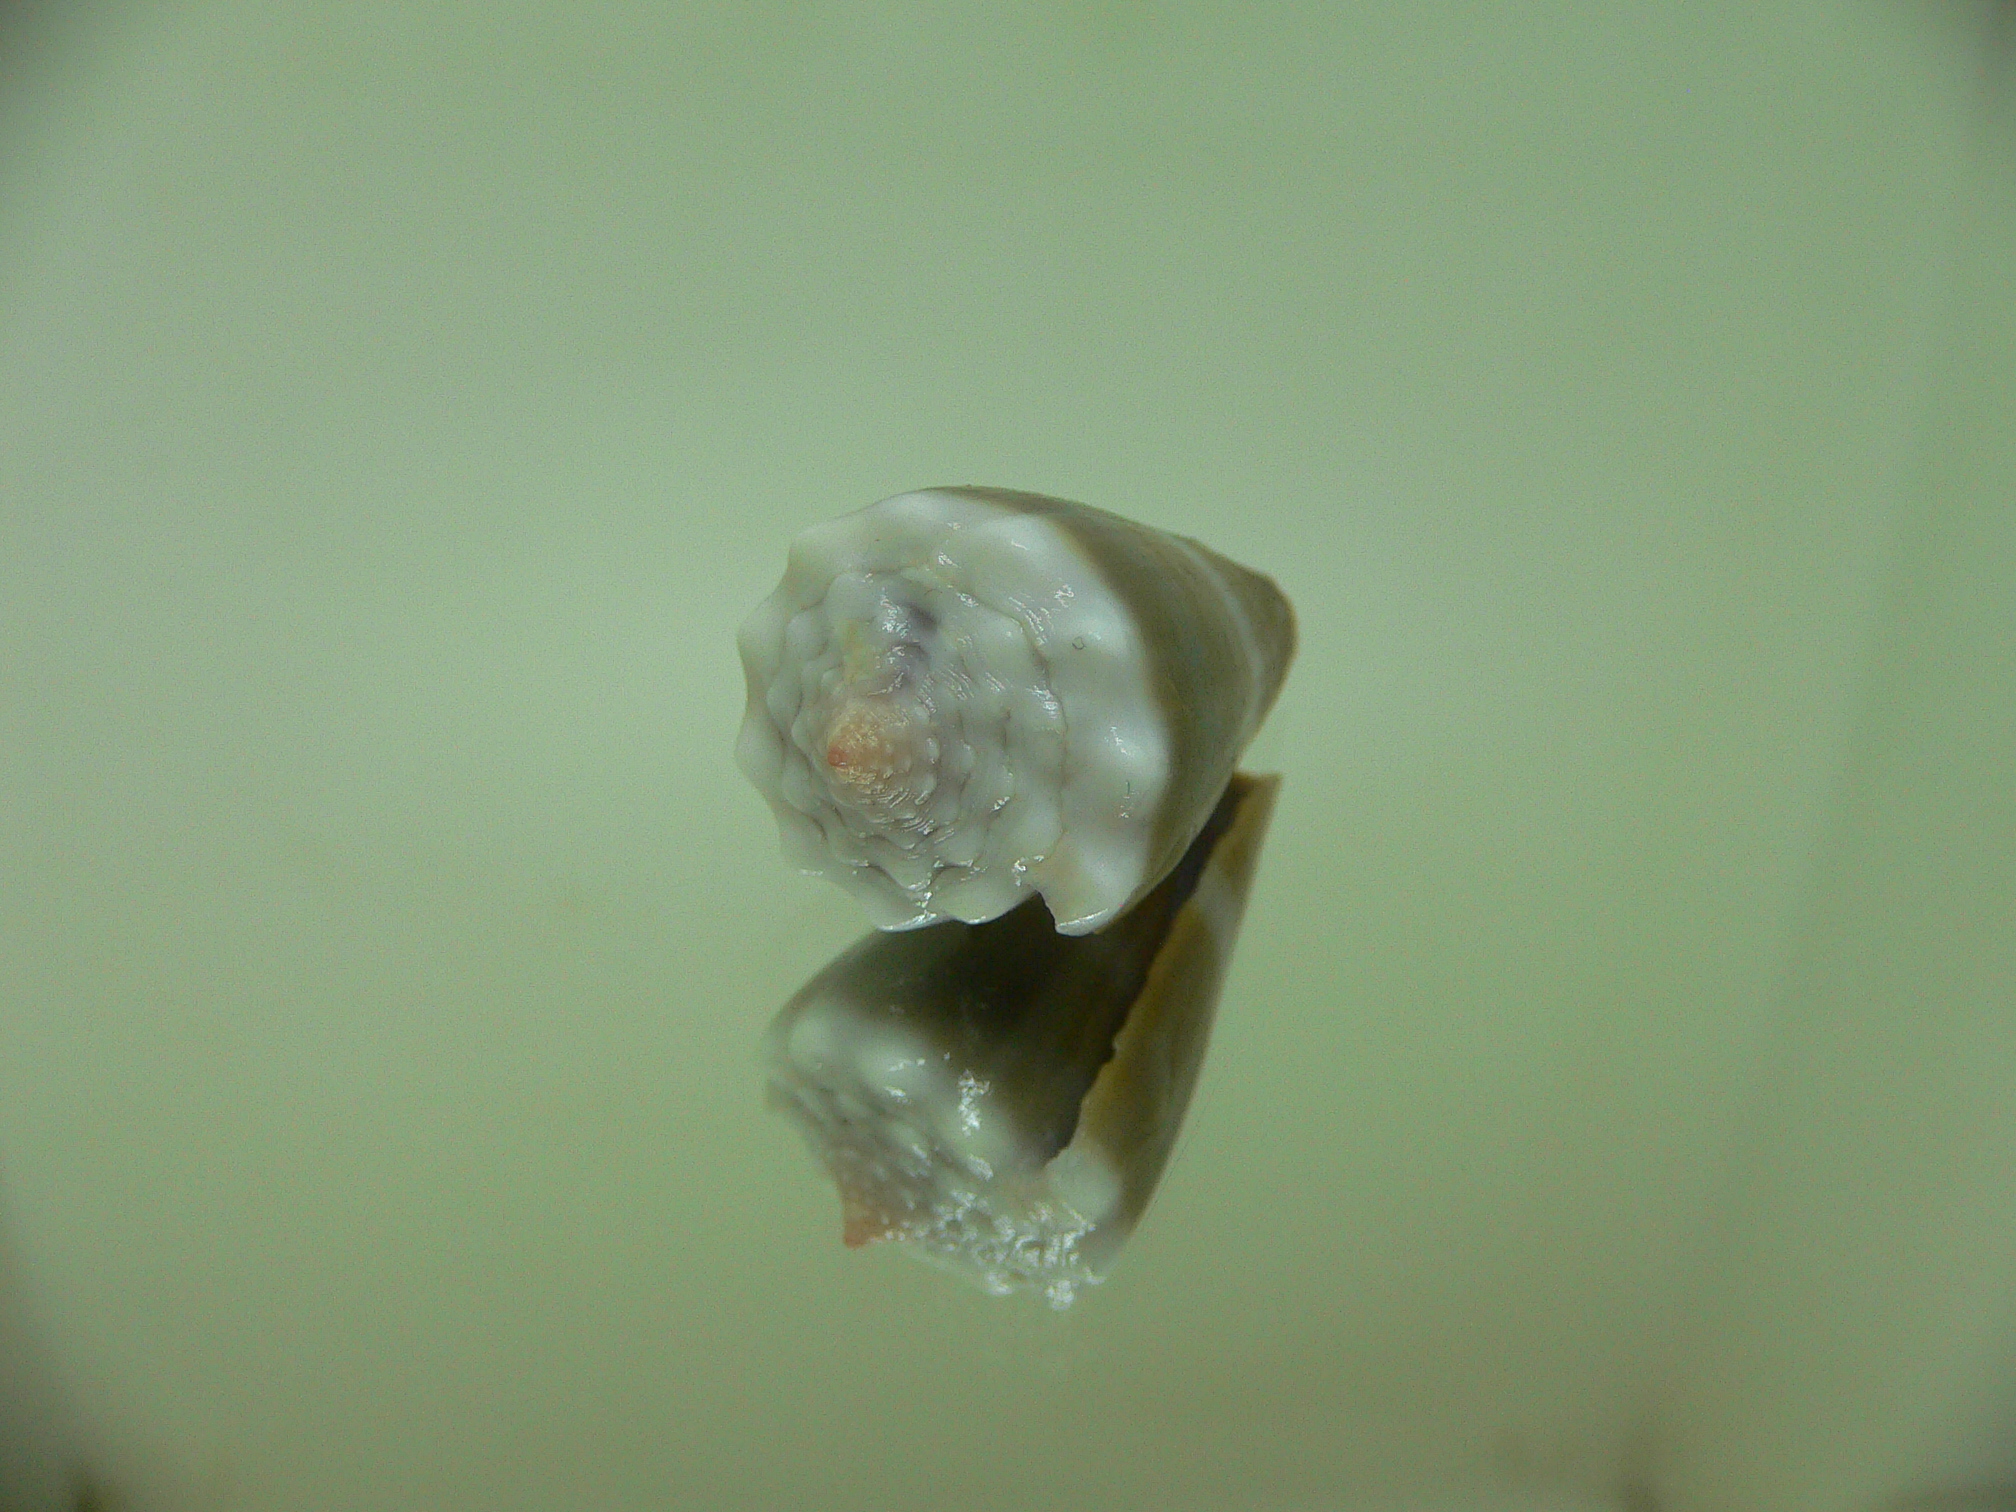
1 4 2012 1511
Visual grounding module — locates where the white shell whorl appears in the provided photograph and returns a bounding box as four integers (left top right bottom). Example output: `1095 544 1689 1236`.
735 487 1293 933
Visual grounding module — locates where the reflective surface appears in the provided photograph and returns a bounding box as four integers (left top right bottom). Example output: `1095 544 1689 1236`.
765 772 1278 1306
1 4 2012 1510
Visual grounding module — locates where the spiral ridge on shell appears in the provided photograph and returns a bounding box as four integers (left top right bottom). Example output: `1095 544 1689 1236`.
736 487 1294 933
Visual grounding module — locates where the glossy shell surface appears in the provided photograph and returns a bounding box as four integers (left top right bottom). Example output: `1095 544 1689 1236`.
765 774 1281 1305
736 487 1294 933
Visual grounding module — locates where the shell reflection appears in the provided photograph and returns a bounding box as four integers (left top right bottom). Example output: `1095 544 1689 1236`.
765 773 1279 1307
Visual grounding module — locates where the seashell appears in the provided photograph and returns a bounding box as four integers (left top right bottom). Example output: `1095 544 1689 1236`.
736 487 1295 934
764 771 1280 1306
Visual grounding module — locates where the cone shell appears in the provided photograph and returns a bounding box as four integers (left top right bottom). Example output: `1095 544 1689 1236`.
736 487 1294 934
764 772 1280 1306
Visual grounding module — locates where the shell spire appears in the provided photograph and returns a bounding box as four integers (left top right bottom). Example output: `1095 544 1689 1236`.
736 487 1295 934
